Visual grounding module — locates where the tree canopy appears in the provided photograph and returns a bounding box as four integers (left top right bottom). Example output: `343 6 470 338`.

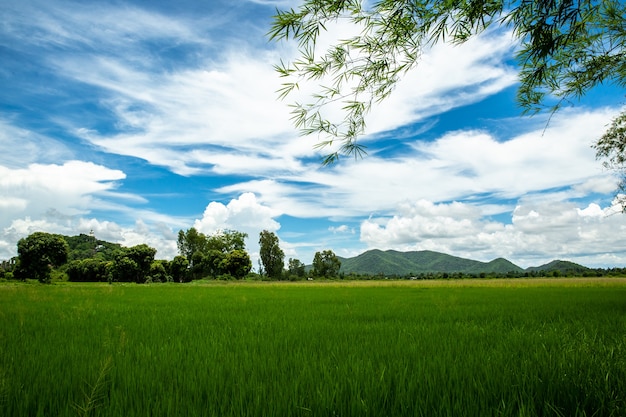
270 0 626 164
259 230 285 279
16 232 69 283
177 228 251 279
312 250 342 277
594 112 626 209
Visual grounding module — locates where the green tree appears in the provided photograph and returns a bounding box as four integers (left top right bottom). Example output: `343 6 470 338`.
204 249 226 278
259 230 285 279
177 228 207 264
125 244 157 283
148 260 170 283
288 258 306 278
312 250 341 278
110 256 139 283
66 258 108 282
110 244 157 283
178 228 250 279
270 0 626 164
16 232 69 283
222 249 253 279
594 112 626 210
170 255 190 283
64 233 98 261
207 230 248 253
189 251 206 280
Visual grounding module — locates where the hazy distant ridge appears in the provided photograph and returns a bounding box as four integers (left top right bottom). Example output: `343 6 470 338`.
338 249 589 275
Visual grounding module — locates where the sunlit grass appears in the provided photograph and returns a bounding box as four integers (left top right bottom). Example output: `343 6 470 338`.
1 279 625 416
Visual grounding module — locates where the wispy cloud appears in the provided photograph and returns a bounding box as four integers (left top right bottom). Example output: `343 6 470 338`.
221 106 616 219
0 119 74 168
3 0 209 52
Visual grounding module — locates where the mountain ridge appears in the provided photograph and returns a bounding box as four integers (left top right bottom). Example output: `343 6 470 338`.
337 249 590 276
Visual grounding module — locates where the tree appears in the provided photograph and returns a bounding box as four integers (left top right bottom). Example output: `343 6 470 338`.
110 244 157 283
270 0 626 164
148 260 171 283
178 227 251 280
594 112 626 210
259 230 285 279
177 228 207 263
16 232 69 283
170 255 190 283
312 250 341 278
203 249 226 278
125 244 157 283
110 256 139 283
66 258 108 282
288 258 306 278
208 230 248 253
222 249 253 279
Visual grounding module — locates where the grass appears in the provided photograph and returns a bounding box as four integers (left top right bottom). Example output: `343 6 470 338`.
0 279 625 416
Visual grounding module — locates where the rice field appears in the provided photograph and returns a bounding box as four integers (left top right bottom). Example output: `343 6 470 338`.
1 279 625 416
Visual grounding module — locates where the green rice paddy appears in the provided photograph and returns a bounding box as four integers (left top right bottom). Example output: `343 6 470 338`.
1 279 625 416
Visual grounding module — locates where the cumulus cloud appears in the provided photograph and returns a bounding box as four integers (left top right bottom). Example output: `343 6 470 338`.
193 193 283 268
361 198 626 268
1 215 180 261
194 192 281 234
0 161 126 221
0 158 182 261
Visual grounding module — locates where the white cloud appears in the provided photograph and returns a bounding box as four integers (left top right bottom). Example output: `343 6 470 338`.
37 6 519 180
4 0 208 51
0 119 74 168
220 106 618 228
365 30 518 134
194 192 281 234
1 215 181 261
0 161 126 221
193 193 284 269
361 198 626 268
0 159 186 261
243 0 295 6
66 51 302 176
329 225 354 234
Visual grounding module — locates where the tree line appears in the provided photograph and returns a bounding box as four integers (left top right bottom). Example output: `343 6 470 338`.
11 230 622 283
0 229 341 283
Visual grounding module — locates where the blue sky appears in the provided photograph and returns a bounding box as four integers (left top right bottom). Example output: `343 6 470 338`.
2 0 626 269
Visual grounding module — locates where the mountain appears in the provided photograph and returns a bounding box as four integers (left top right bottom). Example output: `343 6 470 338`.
525 260 591 275
338 249 525 276
336 249 593 276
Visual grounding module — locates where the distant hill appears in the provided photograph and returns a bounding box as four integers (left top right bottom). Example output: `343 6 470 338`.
337 249 590 276
525 260 591 275
338 249 524 275
63 233 123 262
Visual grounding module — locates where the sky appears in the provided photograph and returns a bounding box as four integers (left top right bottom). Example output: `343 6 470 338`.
2 0 626 270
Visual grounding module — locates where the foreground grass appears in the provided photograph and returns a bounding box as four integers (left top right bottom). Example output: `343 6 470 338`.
1 279 625 416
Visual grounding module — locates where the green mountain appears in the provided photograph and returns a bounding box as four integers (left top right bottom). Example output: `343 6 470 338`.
338 249 525 275
525 260 591 275
336 250 595 276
